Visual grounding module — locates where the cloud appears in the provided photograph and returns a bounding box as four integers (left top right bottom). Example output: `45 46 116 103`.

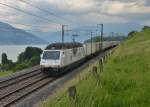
75 12 128 25
46 0 95 12
0 0 149 33
100 0 150 15
40 23 60 32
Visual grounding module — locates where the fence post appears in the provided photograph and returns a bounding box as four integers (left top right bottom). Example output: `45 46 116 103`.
68 86 77 107
99 58 103 72
92 66 101 85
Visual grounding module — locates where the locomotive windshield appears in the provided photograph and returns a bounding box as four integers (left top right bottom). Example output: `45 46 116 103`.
42 51 60 60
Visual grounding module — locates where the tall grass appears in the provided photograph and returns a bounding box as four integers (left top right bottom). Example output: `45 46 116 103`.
40 28 150 107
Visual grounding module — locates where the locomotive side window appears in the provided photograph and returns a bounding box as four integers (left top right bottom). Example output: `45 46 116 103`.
42 51 60 60
62 52 65 58
73 48 77 55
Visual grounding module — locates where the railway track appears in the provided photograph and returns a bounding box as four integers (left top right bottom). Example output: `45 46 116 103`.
0 69 56 107
0 46 117 107
0 69 42 89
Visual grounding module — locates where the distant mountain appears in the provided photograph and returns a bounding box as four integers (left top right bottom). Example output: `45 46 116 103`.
0 22 48 45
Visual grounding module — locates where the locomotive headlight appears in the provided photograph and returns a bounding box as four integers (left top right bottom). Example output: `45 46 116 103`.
41 60 46 63
56 61 59 63
55 60 60 63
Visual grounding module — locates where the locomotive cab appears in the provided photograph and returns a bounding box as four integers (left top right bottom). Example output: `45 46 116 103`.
40 50 61 69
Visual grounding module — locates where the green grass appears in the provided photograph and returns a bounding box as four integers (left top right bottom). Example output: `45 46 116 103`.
39 28 150 107
0 71 14 77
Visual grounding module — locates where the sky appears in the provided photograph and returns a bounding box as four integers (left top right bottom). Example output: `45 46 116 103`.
0 0 150 42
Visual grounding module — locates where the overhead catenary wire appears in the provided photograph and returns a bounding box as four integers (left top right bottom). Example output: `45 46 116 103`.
0 2 62 25
0 1 81 36
0 19 36 28
0 1 100 36
0 16 54 28
0 16 58 33
1 20 52 28
0 21 46 32
17 0 73 24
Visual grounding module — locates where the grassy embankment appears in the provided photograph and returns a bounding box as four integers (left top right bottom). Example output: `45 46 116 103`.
0 70 14 77
0 64 13 77
40 27 150 107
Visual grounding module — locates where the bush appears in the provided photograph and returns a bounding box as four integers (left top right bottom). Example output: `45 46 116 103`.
29 56 41 66
12 61 29 72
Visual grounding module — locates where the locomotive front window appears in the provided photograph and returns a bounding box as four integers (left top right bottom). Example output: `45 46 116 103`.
42 51 60 60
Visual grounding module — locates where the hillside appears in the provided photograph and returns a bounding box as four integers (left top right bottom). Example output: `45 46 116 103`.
84 36 126 43
40 27 150 107
0 22 48 45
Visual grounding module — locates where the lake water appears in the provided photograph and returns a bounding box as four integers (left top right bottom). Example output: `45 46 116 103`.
0 45 47 63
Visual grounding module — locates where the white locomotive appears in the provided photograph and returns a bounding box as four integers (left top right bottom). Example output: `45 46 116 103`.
40 42 118 76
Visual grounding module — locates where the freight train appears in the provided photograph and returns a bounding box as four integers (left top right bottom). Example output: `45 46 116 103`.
40 42 118 76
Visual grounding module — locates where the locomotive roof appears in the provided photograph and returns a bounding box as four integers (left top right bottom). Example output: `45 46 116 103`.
45 42 83 50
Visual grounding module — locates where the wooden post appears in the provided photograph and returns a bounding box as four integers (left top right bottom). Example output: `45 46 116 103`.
93 66 98 74
92 66 101 85
68 86 77 100
104 55 107 63
68 86 77 107
99 59 103 72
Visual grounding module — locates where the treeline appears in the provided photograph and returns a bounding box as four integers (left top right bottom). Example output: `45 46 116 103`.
84 35 126 43
0 47 42 72
127 26 150 38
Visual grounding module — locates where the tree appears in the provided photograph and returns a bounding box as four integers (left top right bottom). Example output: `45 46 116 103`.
1 53 8 65
17 47 42 63
128 31 137 38
1 47 42 72
1 53 14 71
142 26 150 31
